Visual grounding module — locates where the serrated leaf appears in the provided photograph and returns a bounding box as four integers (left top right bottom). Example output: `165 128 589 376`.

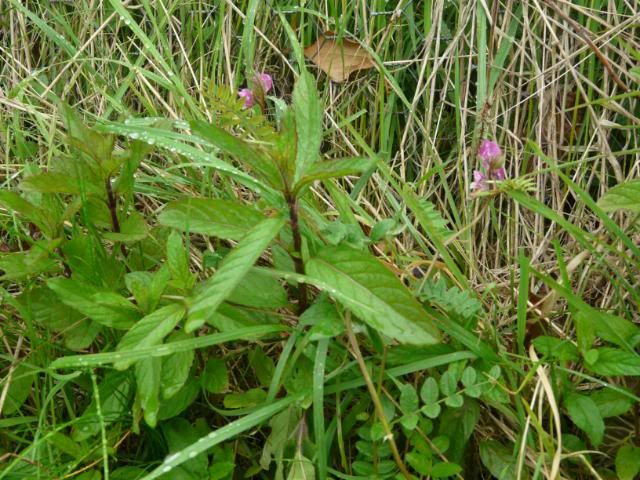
616 445 640 480
590 388 634 418
293 156 376 194
20 172 82 194
0 240 60 280
125 267 169 314
47 278 140 329
161 331 194 400
115 303 186 370
479 441 517 480
228 269 288 309
0 191 55 238
103 211 149 243
166 230 195 290
186 216 285 332
305 245 440 345
585 347 640 376
158 198 265 240
598 180 640 212
293 71 322 183
564 392 604 446
136 357 162 427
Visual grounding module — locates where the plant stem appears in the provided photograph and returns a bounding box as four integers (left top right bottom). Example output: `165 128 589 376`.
105 177 127 256
287 194 308 313
344 312 412 480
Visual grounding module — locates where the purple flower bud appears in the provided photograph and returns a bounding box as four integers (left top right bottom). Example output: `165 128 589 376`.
478 139 502 163
470 170 489 191
238 88 255 108
256 73 273 93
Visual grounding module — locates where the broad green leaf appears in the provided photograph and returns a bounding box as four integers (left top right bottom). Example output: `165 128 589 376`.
293 156 376 194
293 71 322 183
299 296 343 340
161 418 208 479
2 364 35 415
202 358 229 394
431 462 462 478
166 230 195 290
0 191 55 238
0 239 60 280
616 445 640 480
61 103 114 167
51 324 285 369
189 120 282 188
590 388 634 418
103 211 149 243
228 269 288 309
598 180 640 212
249 347 275 387
157 378 200 422
479 441 517 480
136 357 162 427
47 278 140 329
564 392 604 446
143 395 299 480
223 388 267 409
287 451 315 480
586 347 640 376
158 198 265 240
186 216 285 332
125 267 170 314
20 172 83 194
115 303 186 370
305 245 441 345
160 331 194 400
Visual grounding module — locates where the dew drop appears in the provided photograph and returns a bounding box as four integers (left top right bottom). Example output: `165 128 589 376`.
188 451 197 459
130 132 139 140
147 138 156 145
162 466 172 473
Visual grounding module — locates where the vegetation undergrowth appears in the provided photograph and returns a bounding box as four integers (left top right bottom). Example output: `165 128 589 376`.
1 1 639 479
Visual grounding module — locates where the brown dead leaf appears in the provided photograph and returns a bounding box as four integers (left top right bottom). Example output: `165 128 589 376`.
304 32 375 83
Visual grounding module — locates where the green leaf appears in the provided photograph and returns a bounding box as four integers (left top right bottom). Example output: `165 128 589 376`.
616 445 640 480
399 384 419 413
125 267 170 314
287 450 315 480
598 180 640 212
136 357 162 427
158 198 265 240
0 239 60 280
202 358 229 394
532 336 579 361
166 231 195 290
2 364 35 415
228 269 288 309
479 441 517 480
0 191 55 238
249 347 275 387
564 392 604 446
47 278 140 329
161 331 194 400
420 377 439 405
189 120 282 188
161 418 209 479
590 388 635 418
223 388 267 409
305 245 440 345
293 71 322 183
586 347 640 376
103 211 149 243
115 304 186 370
431 462 462 478
186 216 285 332
293 156 376 194
157 378 200 422
20 172 83 194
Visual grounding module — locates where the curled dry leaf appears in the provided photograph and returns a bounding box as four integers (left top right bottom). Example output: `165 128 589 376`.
304 32 375 83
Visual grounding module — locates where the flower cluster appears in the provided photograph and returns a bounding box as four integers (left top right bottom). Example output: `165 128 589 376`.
238 73 273 108
471 139 506 192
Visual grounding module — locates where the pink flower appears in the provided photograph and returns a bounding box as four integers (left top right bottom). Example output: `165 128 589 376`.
238 88 255 108
471 170 489 191
471 140 507 193
256 73 273 93
238 72 273 109
478 139 502 163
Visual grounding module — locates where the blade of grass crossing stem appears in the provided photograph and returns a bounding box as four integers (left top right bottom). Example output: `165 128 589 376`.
267 331 299 402
314 338 329 480
140 396 300 480
50 325 286 369
517 250 530 356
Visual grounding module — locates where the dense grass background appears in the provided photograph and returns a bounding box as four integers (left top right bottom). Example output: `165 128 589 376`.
1 0 639 479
